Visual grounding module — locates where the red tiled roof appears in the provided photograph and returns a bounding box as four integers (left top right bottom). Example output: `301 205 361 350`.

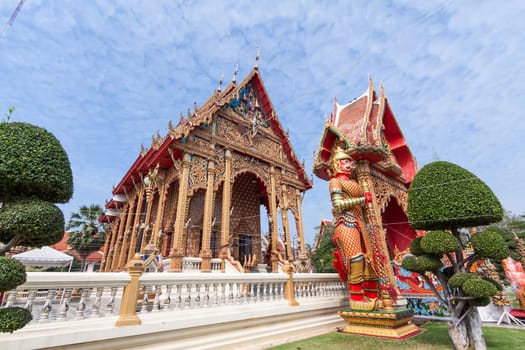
51 232 70 251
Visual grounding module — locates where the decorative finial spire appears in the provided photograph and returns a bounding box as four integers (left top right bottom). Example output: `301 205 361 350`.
194 101 198 114
217 74 223 92
180 112 184 122
254 46 260 70
187 108 192 118
232 64 238 84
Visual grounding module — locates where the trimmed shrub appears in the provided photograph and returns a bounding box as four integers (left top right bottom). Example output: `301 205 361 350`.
418 255 443 272
409 237 425 256
0 257 26 292
462 278 497 298
401 255 442 273
470 230 509 261
402 255 424 274
0 122 73 203
482 277 503 291
0 307 32 333
420 230 461 254
0 197 64 247
449 272 477 288
407 161 503 230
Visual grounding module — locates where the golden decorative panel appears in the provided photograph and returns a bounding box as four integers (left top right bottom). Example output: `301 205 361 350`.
370 167 408 214
188 155 208 192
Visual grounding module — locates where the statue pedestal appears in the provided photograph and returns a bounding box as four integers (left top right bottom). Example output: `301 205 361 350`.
338 308 421 339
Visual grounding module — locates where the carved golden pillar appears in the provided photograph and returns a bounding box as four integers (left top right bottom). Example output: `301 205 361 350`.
140 165 161 252
220 150 232 259
116 198 136 270
126 189 145 268
151 180 168 248
355 160 397 294
269 166 279 272
280 185 292 260
170 153 191 272
200 160 215 272
100 220 115 271
295 189 307 260
139 191 155 253
105 209 125 271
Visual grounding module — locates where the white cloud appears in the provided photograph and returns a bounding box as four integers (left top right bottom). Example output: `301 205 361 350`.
1 0 524 245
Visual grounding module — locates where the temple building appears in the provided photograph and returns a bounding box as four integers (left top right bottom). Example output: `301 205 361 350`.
100 61 312 273
313 77 419 291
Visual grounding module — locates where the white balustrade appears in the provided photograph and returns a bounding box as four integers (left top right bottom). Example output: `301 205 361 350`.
211 258 223 272
181 257 201 271
1 271 345 327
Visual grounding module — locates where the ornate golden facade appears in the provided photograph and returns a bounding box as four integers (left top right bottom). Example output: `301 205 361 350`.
101 65 312 273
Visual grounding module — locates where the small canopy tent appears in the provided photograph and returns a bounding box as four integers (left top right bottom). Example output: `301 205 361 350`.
12 246 73 271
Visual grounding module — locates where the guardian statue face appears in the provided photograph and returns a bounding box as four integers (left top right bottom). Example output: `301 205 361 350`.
330 147 355 176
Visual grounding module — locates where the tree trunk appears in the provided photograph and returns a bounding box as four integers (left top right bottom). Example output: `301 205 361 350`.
448 319 470 350
0 234 21 256
466 307 486 350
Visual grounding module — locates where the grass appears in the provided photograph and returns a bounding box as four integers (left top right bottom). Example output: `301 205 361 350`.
268 322 525 350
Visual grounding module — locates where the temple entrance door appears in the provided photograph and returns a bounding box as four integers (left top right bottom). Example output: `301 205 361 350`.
186 189 206 257
239 234 252 266
230 172 268 268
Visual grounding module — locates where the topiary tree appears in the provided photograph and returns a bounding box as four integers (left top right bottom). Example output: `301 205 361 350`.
403 161 507 350
0 115 73 332
0 257 32 333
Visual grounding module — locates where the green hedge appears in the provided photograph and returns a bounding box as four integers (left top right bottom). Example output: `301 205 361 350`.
0 307 32 333
401 254 442 273
0 257 26 292
420 230 461 254
0 197 64 247
470 230 509 261
409 237 425 256
401 255 423 273
462 278 497 298
482 277 503 291
418 255 443 272
0 122 73 203
407 161 503 230
448 272 477 288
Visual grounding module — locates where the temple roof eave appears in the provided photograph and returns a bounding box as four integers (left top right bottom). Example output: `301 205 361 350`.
112 67 312 198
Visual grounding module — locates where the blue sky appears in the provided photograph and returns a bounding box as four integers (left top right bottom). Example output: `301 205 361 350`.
1 1 524 244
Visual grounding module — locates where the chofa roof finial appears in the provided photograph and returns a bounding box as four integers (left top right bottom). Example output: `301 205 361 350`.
232 64 239 84
217 74 223 92
254 46 260 70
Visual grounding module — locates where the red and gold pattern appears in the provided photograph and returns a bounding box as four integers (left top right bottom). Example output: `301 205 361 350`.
330 177 366 260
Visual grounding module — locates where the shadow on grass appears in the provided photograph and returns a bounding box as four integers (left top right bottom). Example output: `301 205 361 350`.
268 322 525 350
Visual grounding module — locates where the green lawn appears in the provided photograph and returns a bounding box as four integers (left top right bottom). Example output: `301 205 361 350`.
268 322 525 350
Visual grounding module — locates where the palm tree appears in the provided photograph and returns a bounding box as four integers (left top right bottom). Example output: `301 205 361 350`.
66 204 106 271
